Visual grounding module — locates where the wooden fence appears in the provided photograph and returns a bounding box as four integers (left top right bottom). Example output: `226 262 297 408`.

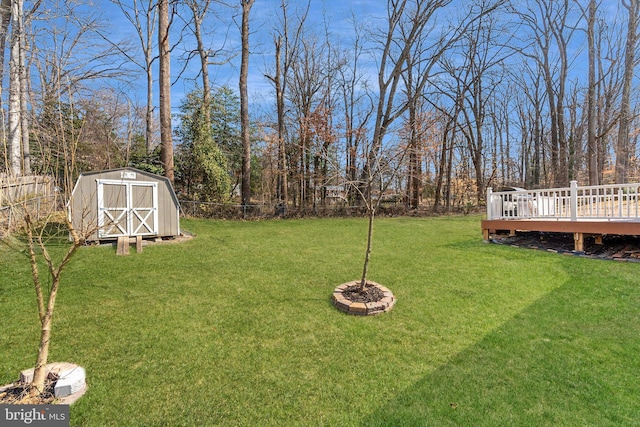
0 175 58 236
0 175 55 206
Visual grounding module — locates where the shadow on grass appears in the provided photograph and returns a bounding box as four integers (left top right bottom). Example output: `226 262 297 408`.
360 266 640 427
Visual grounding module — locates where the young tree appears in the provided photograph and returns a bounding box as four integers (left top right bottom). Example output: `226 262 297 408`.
21 209 87 397
355 144 407 292
355 0 501 291
3 130 97 399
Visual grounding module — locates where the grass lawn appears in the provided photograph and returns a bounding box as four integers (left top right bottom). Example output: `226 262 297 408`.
1 215 639 426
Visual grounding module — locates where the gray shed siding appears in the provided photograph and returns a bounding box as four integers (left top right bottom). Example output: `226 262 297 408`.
69 168 180 241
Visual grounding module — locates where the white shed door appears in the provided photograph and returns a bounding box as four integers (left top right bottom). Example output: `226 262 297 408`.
97 180 158 238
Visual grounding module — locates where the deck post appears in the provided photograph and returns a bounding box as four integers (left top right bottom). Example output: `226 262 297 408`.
570 180 578 221
574 232 584 252
486 187 493 220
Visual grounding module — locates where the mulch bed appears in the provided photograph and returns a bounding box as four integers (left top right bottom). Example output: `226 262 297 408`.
0 380 56 404
492 232 640 261
341 283 385 303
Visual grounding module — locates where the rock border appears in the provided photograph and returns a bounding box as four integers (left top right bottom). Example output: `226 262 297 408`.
0 362 87 405
332 280 396 316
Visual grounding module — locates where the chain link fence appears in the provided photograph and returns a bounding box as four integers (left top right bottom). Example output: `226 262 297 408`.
177 199 454 220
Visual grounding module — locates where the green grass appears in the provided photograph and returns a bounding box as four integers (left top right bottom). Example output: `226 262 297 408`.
1 216 639 426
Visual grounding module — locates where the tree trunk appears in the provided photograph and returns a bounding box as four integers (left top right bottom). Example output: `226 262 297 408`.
30 295 56 395
359 200 375 292
191 2 211 124
433 120 450 212
239 0 254 206
616 0 638 184
8 0 23 176
587 0 598 185
274 36 288 207
146 64 154 154
158 0 174 183
0 0 11 157
0 0 10 72
20 3 29 175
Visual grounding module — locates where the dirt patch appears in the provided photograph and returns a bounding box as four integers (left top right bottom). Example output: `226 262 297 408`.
492 232 640 261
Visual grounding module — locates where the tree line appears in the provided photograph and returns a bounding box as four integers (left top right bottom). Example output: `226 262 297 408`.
2 0 640 213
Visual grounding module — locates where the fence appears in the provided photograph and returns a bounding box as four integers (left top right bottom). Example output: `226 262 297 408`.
0 175 55 206
177 200 440 220
0 195 60 237
0 175 59 237
486 181 640 221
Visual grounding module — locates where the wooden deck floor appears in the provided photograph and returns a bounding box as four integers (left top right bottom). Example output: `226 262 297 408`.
481 219 640 252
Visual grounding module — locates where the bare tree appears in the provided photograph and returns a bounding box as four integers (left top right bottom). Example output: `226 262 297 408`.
438 6 510 203
363 0 501 198
7 0 23 176
515 0 579 187
432 103 459 211
616 0 640 183
356 144 407 292
109 0 157 154
25 1 132 189
3 108 97 399
0 0 10 81
336 14 373 206
584 0 599 184
0 0 12 157
595 18 625 184
271 34 288 206
187 0 213 120
265 0 311 209
158 0 174 183
239 0 254 206
21 209 87 397
288 33 331 207
182 0 234 121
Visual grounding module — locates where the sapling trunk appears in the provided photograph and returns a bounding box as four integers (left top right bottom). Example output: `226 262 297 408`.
358 202 375 293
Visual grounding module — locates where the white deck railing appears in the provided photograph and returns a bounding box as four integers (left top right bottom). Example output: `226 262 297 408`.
486 181 640 221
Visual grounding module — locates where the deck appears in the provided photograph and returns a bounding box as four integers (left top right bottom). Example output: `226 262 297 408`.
481 181 640 251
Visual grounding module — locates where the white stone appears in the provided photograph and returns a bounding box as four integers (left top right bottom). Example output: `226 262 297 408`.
54 366 86 398
19 362 76 384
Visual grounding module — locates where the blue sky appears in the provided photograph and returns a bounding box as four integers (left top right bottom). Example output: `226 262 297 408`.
95 0 623 118
99 0 383 113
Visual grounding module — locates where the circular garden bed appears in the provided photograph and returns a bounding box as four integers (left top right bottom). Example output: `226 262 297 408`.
332 280 396 316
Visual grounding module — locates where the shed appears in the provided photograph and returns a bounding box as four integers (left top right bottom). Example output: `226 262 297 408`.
69 167 180 241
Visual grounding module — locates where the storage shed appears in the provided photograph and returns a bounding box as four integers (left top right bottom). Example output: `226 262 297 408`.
69 167 180 241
